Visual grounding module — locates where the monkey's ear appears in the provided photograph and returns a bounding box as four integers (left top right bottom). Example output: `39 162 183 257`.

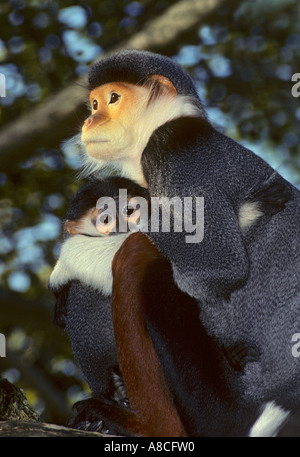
64 220 81 235
148 74 177 98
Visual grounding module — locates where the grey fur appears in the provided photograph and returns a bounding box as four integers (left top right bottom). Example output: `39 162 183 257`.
65 281 118 396
140 85 300 416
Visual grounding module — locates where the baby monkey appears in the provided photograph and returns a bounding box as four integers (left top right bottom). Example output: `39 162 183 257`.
49 177 149 432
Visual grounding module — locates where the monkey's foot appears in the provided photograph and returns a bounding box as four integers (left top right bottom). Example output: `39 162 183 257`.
68 398 132 436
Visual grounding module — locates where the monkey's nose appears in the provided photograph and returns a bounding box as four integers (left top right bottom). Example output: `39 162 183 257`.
84 117 93 127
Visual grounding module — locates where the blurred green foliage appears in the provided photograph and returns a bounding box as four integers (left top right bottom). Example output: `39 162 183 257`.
0 0 299 424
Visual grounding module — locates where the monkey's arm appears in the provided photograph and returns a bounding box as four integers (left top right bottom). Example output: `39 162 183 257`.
48 250 73 329
142 118 249 301
50 282 71 329
109 233 186 437
142 117 291 302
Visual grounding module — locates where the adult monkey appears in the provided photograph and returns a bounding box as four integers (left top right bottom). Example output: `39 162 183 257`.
78 49 294 302
65 50 299 435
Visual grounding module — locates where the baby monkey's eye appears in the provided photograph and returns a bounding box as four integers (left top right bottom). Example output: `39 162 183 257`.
100 214 112 225
92 99 98 110
123 206 136 217
109 93 120 104
122 202 141 222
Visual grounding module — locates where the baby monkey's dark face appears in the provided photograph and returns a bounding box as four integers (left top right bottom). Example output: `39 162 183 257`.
64 195 145 237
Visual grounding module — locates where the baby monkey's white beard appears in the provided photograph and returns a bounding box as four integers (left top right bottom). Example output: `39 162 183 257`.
49 233 130 296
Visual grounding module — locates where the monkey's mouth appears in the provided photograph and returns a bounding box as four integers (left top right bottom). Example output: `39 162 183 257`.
84 140 110 146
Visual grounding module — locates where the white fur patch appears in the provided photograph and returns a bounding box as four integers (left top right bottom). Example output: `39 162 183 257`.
238 201 263 230
249 401 290 437
131 93 201 160
49 233 130 296
80 154 146 186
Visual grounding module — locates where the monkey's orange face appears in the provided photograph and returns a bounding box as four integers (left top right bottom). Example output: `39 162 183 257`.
82 82 149 161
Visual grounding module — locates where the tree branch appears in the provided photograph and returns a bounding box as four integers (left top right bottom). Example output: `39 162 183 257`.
0 0 225 170
1 352 72 423
0 378 114 437
0 421 105 437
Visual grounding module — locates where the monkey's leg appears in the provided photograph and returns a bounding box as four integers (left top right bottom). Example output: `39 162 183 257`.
110 232 186 437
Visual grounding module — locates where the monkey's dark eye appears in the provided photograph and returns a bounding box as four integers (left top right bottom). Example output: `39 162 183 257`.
109 93 120 104
100 214 112 225
123 206 136 217
92 99 98 110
